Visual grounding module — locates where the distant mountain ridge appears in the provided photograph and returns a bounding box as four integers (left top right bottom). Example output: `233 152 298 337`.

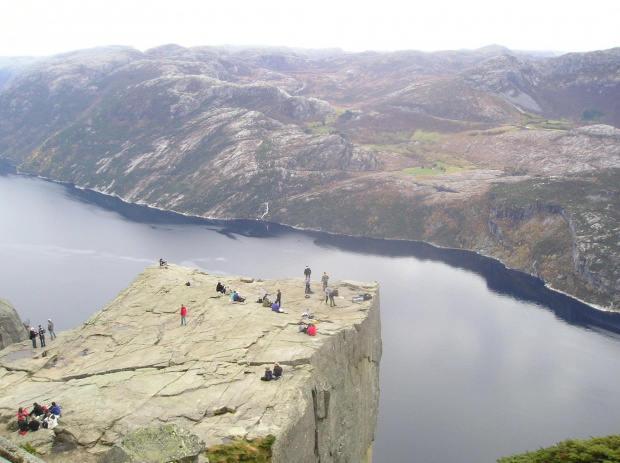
0 44 619 310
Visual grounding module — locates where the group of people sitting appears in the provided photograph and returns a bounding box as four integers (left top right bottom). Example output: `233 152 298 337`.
16 401 61 434
260 362 283 381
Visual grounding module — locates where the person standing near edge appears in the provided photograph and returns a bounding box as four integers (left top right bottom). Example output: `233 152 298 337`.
304 266 311 279
38 325 46 347
180 304 187 326
321 272 329 290
47 319 56 340
275 289 282 308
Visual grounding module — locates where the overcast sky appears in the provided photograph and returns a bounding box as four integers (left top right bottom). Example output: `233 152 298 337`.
0 0 617 57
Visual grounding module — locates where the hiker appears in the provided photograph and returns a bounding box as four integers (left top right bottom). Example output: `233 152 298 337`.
324 287 330 304
17 407 28 422
275 289 282 308
48 402 61 416
180 304 187 326
28 417 40 431
271 302 284 313
30 403 44 418
304 266 311 279
216 282 226 294
47 319 56 340
38 325 46 347
29 327 37 348
321 272 329 290
42 412 58 430
159 258 167 267
329 288 339 307
273 362 283 380
260 366 273 381
17 408 29 434
305 277 311 294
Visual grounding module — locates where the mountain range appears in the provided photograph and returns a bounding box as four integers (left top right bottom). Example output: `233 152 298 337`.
0 44 618 309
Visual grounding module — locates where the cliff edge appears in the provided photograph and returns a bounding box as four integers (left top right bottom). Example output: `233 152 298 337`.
0 265 382 462
0 297 28 350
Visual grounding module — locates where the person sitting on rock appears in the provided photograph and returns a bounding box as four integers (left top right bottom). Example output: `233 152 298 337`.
48 402 61 416
307 323 316 336
28 417 40 431
273 362 283 380
159 258 167 267
216 282 226 294
271 302 284 313
233 292 245 302
17 408 29 434
30 402 44 418
42 412 58 430
260 366 273 381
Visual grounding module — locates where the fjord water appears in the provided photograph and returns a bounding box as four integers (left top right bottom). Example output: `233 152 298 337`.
2 165 620 463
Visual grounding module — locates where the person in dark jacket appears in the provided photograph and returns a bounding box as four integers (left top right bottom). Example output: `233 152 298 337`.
328 288 339 307
275 289 282 308
260 366 273 381
28 418 40 431
216 282 226 294
38 325 46 347
30 403 44 418
29 328 37 348
304 266 311 279
273 362 283 380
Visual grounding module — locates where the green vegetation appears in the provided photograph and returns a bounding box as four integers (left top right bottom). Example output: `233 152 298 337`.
19 443 37 455
206 435 275 462
522 113 572 131
582 109 604 121
497 435 620 463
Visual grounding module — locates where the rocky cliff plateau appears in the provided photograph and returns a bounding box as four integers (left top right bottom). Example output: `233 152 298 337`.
0 265 382 462
0 44 618 309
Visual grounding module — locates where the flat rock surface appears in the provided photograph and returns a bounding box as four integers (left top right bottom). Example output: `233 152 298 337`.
0 265 378 461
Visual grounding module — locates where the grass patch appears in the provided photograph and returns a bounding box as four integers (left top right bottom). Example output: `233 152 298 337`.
20 442 37 455
522 113 572 131
206 435 275 462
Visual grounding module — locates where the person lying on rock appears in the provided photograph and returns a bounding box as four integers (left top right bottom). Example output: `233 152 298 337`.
261 366 273 381
273 362 283 380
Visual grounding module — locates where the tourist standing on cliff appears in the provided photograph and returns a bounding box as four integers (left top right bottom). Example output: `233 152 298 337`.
329 288 339 307
304 266 311 279
321 272 329 290
29 327 37 348
38 325 46 347
180 304 187 326
47 319 56 340
275 289 282 308
324 287 330 304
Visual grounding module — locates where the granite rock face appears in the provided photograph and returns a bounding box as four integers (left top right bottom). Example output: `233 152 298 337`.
0 265 381 462
0 297 27 350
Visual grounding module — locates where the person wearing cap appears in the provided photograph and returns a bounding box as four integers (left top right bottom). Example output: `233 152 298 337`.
47 319 56 340
29 327 37 348
304 266 311 279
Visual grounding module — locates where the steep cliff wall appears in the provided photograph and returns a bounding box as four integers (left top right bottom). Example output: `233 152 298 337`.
0 297 28 350
0 265 381 462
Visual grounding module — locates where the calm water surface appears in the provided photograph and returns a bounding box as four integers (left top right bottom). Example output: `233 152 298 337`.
1 164 620 462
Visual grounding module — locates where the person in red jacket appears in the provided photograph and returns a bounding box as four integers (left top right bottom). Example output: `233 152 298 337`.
180 304 187 326
307 324 316 336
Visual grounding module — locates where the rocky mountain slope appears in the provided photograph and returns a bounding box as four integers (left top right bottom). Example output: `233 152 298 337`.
0 44 618 309
0 265 381 462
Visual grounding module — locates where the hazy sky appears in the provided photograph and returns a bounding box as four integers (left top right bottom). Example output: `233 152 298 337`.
0 0 617 57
